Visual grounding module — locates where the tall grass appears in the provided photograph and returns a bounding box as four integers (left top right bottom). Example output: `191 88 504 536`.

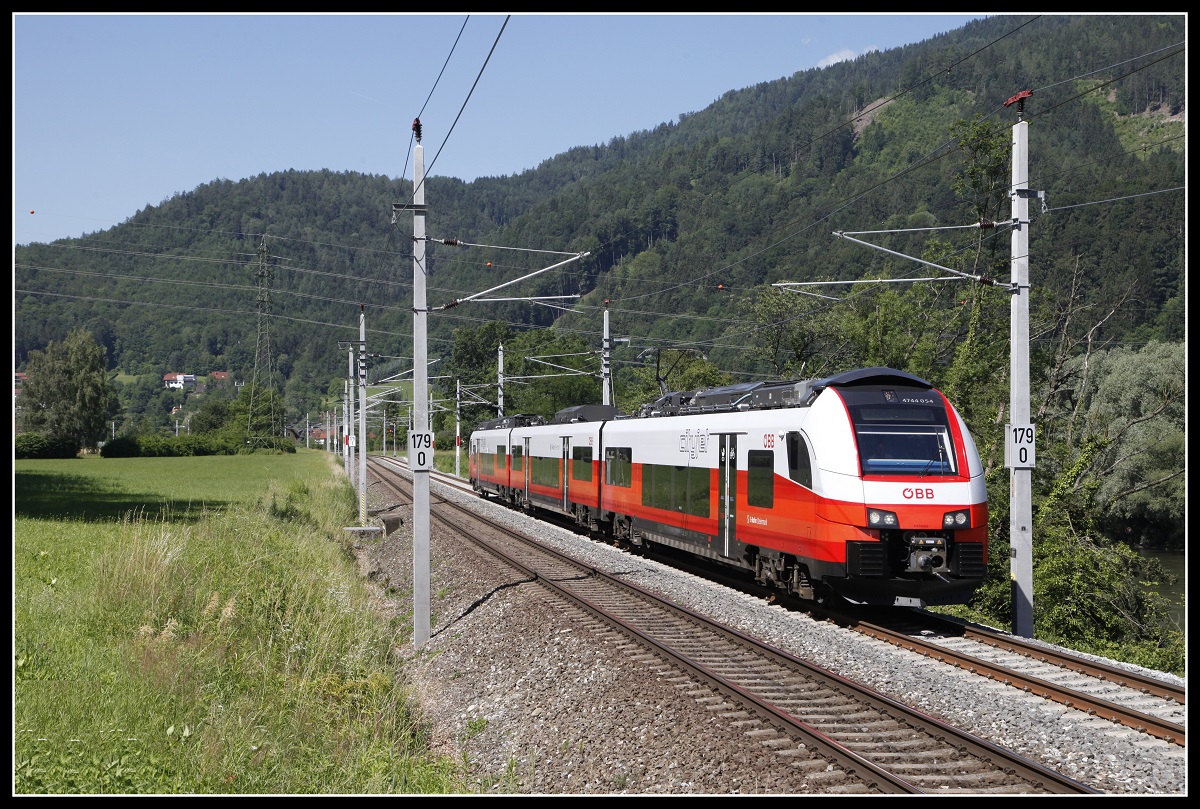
14 452 467 794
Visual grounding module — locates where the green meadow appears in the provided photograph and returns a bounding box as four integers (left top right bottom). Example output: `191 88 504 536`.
14 451 468 794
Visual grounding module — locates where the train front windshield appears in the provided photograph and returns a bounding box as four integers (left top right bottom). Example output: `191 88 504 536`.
842 389 958 477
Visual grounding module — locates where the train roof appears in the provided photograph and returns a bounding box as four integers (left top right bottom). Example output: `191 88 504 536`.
638 367 933 417
819 367 932 390
638 379 813 417
473 369 938 429
549 404 625 424
475 413 546 431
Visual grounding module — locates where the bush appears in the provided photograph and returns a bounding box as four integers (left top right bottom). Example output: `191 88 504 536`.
99 436 141 458
240 437 297 454
133 434 176 457
15 433 79 459
94 433 295 458
140 434 246 457
160 434 239 456
99 434 245 458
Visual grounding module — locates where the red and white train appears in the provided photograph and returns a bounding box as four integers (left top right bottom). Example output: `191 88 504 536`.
468 367 988 608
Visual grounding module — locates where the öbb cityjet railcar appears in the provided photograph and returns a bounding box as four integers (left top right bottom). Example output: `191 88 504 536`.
469 367 988 607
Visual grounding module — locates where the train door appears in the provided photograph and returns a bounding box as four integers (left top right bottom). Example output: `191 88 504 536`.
523 436 531 506
561 436 571 510
719 434 737 557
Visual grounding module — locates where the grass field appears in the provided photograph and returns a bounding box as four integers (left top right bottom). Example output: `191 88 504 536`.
14 450 467 794
15 453 330 522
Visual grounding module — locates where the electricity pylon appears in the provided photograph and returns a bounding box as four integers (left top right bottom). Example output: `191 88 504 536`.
246 235 281 446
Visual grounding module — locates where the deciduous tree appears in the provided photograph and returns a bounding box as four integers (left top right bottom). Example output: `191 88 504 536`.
20 328 115 450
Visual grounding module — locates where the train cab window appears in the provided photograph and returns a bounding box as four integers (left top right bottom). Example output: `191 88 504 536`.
844 392 958 476
511 445 523 472
857 429 957 476
572 446 593 481
605 447 632 488
747 450 774 508
786 432 812 488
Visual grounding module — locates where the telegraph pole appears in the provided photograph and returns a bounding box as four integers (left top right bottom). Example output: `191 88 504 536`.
1005 90 1037 638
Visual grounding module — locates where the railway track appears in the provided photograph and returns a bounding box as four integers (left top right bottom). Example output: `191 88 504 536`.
379 458 1185 750
381 456 1180 748
370 457 1098 794
813 606 1186 747
407 460 1185 747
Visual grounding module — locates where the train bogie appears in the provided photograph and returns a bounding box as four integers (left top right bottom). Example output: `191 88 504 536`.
468 368 988 608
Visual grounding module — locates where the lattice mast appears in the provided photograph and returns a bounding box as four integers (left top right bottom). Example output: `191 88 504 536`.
246 235 281 445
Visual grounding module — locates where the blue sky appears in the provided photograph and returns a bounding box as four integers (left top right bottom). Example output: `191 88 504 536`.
13 13 986 247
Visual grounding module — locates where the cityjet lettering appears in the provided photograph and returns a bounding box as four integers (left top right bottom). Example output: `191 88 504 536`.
679 428 710 459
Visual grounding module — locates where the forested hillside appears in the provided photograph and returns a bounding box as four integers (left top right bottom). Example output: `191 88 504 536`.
14 13 1185 663
16 16 1183 396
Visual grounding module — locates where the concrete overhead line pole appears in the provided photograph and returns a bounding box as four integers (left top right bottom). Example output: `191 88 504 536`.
357 305 368 526
1005 90 1038 639
344 362 353 480
602 304 612 406
394 118 432 649
392 124 591 645
600 300 629 407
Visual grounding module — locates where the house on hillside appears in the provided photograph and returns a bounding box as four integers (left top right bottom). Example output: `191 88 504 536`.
164 373 197 390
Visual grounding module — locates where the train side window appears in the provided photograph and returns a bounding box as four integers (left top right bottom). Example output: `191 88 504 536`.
685 465 710 518
747 450 774 508
496 445 506 470
482 451 494 475
511 444 523 472
605 447 632 488
572 446 593 481
531 455 560 487
641 463 663 509
786 432 812 488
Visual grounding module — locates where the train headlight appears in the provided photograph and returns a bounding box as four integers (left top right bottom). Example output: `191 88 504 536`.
868 509 898 528
942 510 970 528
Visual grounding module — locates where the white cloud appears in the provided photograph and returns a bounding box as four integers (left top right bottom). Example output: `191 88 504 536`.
817 45 881 68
